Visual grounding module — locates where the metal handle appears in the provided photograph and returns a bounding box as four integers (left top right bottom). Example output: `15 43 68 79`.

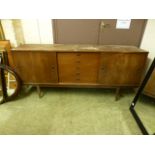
76 53 81 56
76 78 80 81
76 72 80 75
76 60 80 63
100 21 110 30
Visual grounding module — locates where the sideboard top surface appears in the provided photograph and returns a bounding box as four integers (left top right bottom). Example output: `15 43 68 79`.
11 44 148 53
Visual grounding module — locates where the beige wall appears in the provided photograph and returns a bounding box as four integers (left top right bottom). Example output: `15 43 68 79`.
21 19 53 44
1 19 18 47
1 19 53 47
37 19 53 44
140 19 155 60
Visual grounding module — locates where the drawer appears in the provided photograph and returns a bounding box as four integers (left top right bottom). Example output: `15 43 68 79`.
57 52 100 83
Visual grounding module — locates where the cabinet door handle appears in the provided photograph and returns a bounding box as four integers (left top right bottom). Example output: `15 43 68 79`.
100 21 110 30
137 68 142 73
101 67 105 71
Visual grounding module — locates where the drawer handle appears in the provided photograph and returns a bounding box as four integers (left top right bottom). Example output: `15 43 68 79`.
76 61 80 63
76 78 80 81
76 53 81 56
76 72 80 75
76 67 80 70
51 66 55 69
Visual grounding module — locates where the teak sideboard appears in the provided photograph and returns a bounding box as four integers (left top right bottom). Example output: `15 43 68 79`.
8 44 148 99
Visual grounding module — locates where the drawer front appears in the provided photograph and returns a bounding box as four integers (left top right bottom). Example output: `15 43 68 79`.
57 52 99 83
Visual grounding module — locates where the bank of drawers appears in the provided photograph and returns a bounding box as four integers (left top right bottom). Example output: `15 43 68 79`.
57 52 99 83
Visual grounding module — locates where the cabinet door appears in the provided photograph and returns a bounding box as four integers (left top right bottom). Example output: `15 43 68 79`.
31 52 58 83
12 51 58 84
98 53 124 86
57 52 99 83
119 53 147 86
57 53 77 83
98 53 147 86
12 51 35 83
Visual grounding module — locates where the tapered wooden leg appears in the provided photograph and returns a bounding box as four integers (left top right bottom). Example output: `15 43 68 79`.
36 85 43 98
115 87 120 101
23 85 33 93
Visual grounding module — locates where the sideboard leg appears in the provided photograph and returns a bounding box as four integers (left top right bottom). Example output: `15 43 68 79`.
115 88 120 101
23 85 33 93
36 85 43 98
